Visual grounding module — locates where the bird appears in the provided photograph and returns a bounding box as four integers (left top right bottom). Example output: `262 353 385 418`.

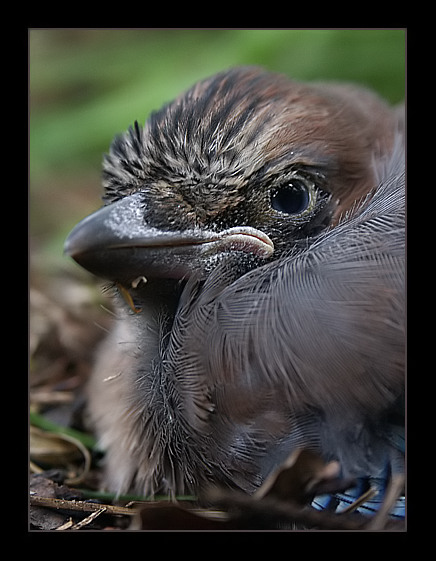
64 66 405 511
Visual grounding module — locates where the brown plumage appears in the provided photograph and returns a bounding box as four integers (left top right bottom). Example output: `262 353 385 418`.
65 67 404 501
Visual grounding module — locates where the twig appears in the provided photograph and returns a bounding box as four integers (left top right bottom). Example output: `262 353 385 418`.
340 487 378 514
30 495 138 517
29 460 44 474
70 508 107 530
30 390 75 405
366 474 405 531
55 518 74 530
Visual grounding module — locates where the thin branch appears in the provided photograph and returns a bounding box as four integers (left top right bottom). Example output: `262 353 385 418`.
30 495 138 517
366 474 405 531
70 508 108 530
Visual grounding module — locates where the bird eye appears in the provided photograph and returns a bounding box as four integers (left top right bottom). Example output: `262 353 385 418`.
271 180 312 215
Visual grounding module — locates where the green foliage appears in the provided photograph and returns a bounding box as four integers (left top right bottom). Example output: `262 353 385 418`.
30 29 405 178
29 29 405 267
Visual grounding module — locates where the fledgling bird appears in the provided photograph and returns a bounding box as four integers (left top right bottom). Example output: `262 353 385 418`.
64 67 405 506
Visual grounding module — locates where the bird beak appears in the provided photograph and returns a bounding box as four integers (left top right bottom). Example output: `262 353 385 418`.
64 193 274 284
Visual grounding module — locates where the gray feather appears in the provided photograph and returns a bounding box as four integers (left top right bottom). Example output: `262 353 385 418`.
73 68 405 496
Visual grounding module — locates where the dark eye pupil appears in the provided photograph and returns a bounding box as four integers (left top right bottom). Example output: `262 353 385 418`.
271 182 310 214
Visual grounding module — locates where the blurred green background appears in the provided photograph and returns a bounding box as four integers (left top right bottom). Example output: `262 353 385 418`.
29 29 406 276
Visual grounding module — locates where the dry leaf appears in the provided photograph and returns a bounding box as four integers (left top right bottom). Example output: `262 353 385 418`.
30 426 91 485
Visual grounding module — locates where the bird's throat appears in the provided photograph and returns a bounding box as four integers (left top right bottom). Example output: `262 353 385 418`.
117 277 184 323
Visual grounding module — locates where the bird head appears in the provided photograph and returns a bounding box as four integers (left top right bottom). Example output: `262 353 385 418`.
65 67 399 287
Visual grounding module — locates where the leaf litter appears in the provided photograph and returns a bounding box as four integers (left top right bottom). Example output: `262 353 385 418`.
29 271 405 531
